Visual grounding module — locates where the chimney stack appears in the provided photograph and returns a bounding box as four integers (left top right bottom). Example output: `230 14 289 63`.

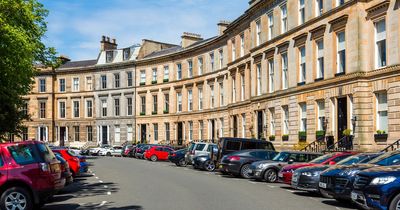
217 20 230 36
100 35 118 51
181 32 203 48
58 55 71 64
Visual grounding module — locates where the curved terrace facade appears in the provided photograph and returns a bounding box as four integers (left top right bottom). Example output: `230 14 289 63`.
22 0 400 151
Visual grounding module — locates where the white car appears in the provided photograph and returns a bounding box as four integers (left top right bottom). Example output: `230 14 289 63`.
99 146 123 156
89 144 110 156
185 142 217 164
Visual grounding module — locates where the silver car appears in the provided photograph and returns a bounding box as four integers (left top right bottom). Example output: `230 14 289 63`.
185 142 217 165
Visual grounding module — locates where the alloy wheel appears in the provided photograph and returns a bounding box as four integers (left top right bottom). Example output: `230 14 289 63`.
205 161 215 171
5 192 27 210
396 199 400 210
265 169 277 182
240 164 251 178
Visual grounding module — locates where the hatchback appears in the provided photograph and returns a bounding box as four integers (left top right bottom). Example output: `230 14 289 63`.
52 149 81 177
145 146 175 161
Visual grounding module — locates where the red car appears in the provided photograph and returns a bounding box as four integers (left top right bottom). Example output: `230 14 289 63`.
144 146 175 161
52 148 81 177
0 141 64 210
278 152 356 185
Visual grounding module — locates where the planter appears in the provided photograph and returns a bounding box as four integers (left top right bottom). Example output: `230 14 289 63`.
163 79 169 83
152 81 157 84
298 131 307 142
315 130 325 142
374 134 388 142
152 111 157 115
282 135 289 141
140 112 145 116
163 110 169 114
269 136 275 141
140 82 145 86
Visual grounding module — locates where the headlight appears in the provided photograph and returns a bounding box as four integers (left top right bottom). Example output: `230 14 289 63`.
257 163 270 169
198 157 207 161
370 176 396 185
301 171 320 177
339 169 359 177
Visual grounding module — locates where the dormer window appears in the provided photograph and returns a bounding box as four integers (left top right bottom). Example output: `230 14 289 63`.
123 48 130 61
106 51 114 63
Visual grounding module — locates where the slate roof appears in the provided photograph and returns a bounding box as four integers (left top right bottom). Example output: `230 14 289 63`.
59 59 97 69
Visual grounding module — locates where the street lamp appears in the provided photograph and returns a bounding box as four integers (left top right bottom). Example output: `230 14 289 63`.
351 116 357 131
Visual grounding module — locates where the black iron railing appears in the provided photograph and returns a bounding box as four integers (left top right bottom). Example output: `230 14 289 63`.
381 139 400 152
323 136 353 153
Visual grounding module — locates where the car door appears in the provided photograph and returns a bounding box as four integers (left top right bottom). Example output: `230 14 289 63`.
162 147 173 160
0 148 8 186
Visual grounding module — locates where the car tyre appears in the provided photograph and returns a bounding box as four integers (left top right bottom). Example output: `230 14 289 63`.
150 155 158 162
178 158 187 167
204 160 215 172
389 193 400 210
264 169 278 183
106 152 111 156
0 187 33 210
240 164 252 179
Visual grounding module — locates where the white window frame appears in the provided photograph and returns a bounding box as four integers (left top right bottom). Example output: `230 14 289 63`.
188 60 193 78
241 74 245 101
268 59 274 93
152 68 157 82
281 5 288 33
177 92 182 112
72 100 80 118
299 46 306 83
219 82 224 106
283 106 289 135
282 53 288 89
268 13 274 40
140 70 146 83
256 63 262 96
59 101 66 119
59 78 66 92
101 99 107 117
86 76 92 91
188 89 193 111
127 97 133 116
232 77 236 103
376 92 388 132
240 34 245 57
270 108 276 135
299 0 305 25
317 101 325 131
198 57 203 75
316 39 324 79
300 103 307 132
85 99 93 118
177 63 182 80
256 20 261 46
316 0 323 16
210 85 215 108
375 19 386 68
231 39 236 61
241 114 246 138
198 88 203 110
188 121 193 141
336 31 346 74
164 65 169 80
219 50 224 69
209 53 214 72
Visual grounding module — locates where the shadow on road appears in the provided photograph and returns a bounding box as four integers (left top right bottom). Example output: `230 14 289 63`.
321 200 359 209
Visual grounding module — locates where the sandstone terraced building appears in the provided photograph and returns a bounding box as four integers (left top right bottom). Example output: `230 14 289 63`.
20 0 400 151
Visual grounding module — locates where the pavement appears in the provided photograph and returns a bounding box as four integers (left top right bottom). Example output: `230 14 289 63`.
43 156 359 210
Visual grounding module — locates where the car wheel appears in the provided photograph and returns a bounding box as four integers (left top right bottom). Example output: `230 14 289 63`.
150 155 158 162
106 152 111 156
264 169 278 183
389 193 400 210
0 187 33 210
178 158 187 167
240 164 252 179
204 160 216 172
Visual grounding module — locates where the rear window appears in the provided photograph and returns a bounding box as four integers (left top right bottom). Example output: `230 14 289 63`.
67 150 78 157
195 144 206 151
37 144 56 162
226 141 241 151
242 142 258 150
8 144 41 165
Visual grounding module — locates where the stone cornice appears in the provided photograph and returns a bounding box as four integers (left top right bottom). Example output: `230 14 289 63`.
328 15 349 31
293 33 308 47
310 25 326 40
264 47 275 59
366 0 390 20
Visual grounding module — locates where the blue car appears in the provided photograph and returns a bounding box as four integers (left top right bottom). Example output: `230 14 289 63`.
168 148 188 166
77 155 89 173
319 150 400 202
352 165 400 210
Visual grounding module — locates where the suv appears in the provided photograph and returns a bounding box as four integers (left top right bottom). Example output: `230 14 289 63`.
211 137 275 169
0 141 64 210
186 142 217 165
352 165 400 210
250 151 321 182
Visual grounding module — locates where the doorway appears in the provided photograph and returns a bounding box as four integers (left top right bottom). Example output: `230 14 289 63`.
337 97 348 140
102 126 108 145
177 122 183 145
211 120 215 142
60 127 66 146
233 116 238 137
257 111 263 139
140 124 146 143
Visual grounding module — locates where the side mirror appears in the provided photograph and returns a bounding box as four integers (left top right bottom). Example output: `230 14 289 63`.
328 161 336 165
288 159 294 164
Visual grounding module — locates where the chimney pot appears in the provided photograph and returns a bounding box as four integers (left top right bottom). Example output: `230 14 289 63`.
112 38 116 44
106 37 110 42
102 35 106 41
100 35 118 51
181 32 203 48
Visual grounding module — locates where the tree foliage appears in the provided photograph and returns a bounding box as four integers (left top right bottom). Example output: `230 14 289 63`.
0 0 56 139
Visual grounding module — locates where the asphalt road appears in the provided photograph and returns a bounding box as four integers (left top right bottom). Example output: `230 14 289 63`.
43 156 359 210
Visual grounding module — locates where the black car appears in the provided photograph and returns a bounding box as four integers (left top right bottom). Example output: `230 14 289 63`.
193 155 217 171
219 149 277 178
168 148 188 166
351 165 400 210
249 151 322 182
292 153 380 195
211 137 275 170
320 150 400 202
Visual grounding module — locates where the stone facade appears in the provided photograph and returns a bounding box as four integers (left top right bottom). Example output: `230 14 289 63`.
21 0 400 151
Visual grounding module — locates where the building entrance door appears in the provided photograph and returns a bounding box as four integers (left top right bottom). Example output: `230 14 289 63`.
337 97 348 141
177 122 183 145
140 124 146 143
257 111 263 139
60 127 66 146
233 116 238 137
102 126 108 145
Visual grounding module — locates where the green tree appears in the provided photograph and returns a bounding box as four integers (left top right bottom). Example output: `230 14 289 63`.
0 0 56 140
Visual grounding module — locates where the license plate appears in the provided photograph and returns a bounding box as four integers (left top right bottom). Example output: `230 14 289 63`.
278 173 283 178
319 182 327 189
351 192 358 200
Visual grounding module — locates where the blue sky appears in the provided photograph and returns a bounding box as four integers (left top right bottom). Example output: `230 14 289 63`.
40 0 248 61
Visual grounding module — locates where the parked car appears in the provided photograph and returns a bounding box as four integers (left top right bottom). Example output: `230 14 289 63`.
52 148 81 177
219 149 277 178
186 142 217 164
100 146 123 156
279 152 355 185
352 165 400 210
89 144 110 156
168 148 188 166
122 145 135 157
193 155 216 171
250 151 322 182
211 138 275 171
320 150 400 202
145 146 175 161
55 153 73 185
0 141 64 210
135 144 155 159
292 153 380 195
77 155 89 173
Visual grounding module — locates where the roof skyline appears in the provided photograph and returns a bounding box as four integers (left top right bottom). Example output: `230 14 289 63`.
40 0 248 61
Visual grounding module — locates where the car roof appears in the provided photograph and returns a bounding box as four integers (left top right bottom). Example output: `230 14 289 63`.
0 140 44 147
279 151 322 155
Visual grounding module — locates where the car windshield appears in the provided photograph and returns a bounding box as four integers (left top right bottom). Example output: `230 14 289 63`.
369 152 400 166
67 150 78 157
272 152 290 161
309 153 336 164
337 155 365 165
36 143 57 163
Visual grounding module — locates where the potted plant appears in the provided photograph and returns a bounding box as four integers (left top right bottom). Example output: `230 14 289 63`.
140 112 145 116
152 80 157 84
374 130 388 142
325 131 334 149
298 131 307 141
341 129 353 150
140 82 145 86
343 129 352 137
315 130 325 141
282 134 289 141
163 78 169 83
269 135 275 141
152 111 157 115
163 109 169 114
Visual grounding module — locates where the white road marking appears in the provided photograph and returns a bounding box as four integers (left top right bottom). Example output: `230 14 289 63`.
104 185 108 188
96 201 107 207
336 208 342 210
99 180 103 183
107 191 111 195
309 197 319 201
95 177 99 179
286 190 297 193
267 185 275 188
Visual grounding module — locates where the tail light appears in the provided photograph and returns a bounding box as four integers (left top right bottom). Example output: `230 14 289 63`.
40 163 50 172
172 153 176 157
80 158 86 162
227 156 240 161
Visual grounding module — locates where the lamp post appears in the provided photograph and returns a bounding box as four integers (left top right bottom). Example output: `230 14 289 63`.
322 117 328 142
350 116 357 150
